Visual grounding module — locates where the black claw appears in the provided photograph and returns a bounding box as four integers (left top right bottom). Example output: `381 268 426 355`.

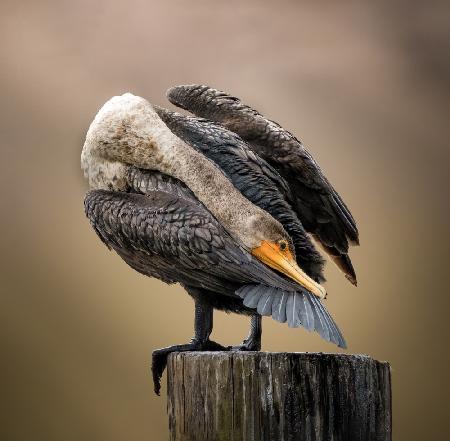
152 349 171 395
150 340 229 395
231 339 261 352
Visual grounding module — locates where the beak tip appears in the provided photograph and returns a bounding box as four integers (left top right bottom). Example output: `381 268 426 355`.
312 284 326 300
252 241 327 300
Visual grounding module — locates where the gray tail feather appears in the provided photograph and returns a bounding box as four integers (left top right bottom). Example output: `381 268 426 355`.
236 284 346 348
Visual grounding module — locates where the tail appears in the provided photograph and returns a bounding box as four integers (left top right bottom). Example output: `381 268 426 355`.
236 285 346 348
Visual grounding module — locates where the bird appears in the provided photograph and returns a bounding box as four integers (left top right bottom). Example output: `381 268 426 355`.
81 88 358 394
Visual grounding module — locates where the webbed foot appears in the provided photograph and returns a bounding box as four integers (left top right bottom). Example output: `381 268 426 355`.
231 337 261 351
151 339 228 395
231 315 262 352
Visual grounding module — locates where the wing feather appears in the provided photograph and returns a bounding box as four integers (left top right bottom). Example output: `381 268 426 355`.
166 84 359 285
85 170 345 346
155 106 325 282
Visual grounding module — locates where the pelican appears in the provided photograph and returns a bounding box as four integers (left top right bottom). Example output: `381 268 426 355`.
81 88 358 394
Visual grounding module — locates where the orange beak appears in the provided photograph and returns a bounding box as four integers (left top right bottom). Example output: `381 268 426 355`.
251 240 326 299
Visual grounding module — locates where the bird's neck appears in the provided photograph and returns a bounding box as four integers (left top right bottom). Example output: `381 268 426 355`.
129 127 264 248
82 93 277 249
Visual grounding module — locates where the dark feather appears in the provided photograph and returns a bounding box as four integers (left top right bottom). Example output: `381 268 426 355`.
155 107 325 282
166 84 359 285
85 167 346 346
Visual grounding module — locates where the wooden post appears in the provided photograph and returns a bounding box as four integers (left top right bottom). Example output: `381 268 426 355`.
167 352 391 441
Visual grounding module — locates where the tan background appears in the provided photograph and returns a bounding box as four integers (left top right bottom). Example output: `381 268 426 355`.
1 1 449 440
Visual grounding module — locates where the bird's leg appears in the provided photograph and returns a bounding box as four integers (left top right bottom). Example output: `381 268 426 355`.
151 299 227 395
232 314 262 351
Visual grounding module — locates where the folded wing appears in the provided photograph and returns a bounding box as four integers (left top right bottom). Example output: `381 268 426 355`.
154 107 325 282
84 169 345 346
166 84 359 285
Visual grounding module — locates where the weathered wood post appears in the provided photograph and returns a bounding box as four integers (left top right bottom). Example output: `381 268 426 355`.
167 352 391 441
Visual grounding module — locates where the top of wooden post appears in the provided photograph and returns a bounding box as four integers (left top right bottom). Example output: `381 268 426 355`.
167 352 391 441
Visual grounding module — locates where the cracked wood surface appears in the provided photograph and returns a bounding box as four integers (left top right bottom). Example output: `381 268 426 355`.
167 352 391 441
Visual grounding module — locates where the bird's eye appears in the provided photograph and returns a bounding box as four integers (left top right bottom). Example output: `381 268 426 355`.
279 240 287 251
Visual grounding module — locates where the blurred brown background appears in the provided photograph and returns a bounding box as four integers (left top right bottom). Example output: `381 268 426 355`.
1 1 449 440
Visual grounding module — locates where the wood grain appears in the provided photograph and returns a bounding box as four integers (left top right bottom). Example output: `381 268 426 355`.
167 352 391 441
